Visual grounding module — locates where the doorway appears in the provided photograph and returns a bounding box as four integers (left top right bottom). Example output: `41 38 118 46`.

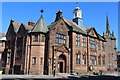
60 62 63 73
14 65 21 74
58 54 66 73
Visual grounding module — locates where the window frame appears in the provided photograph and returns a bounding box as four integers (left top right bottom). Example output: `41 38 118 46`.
82 36 86 47
98 56 101 65
82 55 86 65
90 38 96 49
32 57 37 65
76 33 80 46
55 33 66 44
33 35 39 42
90 55 97 65
76 53 80 64
102 55 105 65
98 40 101 50
40 57 43 65
41 35 45 42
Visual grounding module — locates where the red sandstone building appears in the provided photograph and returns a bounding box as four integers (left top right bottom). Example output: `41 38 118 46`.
2 5 116 75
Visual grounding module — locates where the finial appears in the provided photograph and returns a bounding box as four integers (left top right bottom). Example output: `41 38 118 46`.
76 1 79 7
11 19 14 22
106 13 108 16
112 31 114 36
40 9 44 13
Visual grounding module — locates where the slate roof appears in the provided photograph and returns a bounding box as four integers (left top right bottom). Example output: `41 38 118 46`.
48 17 105 41
63 18 87 34
0 33 6 41
0 33 5 39
31 15 48 33
12 21 33 33
48 18 87 34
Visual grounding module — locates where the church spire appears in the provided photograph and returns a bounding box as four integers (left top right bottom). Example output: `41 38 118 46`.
106 15 111 36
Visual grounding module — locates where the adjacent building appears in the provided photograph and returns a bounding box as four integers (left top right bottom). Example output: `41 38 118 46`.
2 5 116 75
0 33 6 72
103 16 117 71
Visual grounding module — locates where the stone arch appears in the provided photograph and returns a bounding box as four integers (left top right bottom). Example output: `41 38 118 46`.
58 54 67 73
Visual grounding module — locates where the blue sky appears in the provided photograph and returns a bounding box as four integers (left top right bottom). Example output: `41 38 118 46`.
2 2 118 49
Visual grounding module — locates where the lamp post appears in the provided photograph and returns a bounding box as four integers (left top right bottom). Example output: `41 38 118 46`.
68 48 72 74
52 46 57 77
53 57 56 77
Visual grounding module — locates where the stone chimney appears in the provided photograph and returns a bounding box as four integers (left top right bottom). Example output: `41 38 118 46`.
55 10 63 22
28 20 35 26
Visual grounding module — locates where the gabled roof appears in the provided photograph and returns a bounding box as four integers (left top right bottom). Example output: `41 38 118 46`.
87 27 105 41
11 20 33 33
31 15 48 33
63 18 86 34
48 18 87 34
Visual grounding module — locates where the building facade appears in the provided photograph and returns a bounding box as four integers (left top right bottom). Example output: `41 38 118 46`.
2 5 116 75
0 33 6 72
103 16 117 71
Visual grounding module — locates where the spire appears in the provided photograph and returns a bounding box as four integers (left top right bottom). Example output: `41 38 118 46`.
76 1 79 7
31 10 48 33
106 15 111 36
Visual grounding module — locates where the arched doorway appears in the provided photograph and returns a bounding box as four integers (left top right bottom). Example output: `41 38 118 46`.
58 54 66 73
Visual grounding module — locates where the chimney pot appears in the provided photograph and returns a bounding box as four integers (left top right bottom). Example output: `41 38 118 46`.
28 20 35 26
55 10 63 21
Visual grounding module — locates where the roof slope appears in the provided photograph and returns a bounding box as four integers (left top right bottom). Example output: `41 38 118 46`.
48 18 87 34
31 15 48 33
63 18 86 34
12 21 33 33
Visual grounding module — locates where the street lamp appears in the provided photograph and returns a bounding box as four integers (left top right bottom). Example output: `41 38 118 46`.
68 48 72 74
52 46 57 77
53 57 56 77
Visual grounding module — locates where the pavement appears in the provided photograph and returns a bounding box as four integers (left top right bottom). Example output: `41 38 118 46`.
0 73 120 80
0 74 55 79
